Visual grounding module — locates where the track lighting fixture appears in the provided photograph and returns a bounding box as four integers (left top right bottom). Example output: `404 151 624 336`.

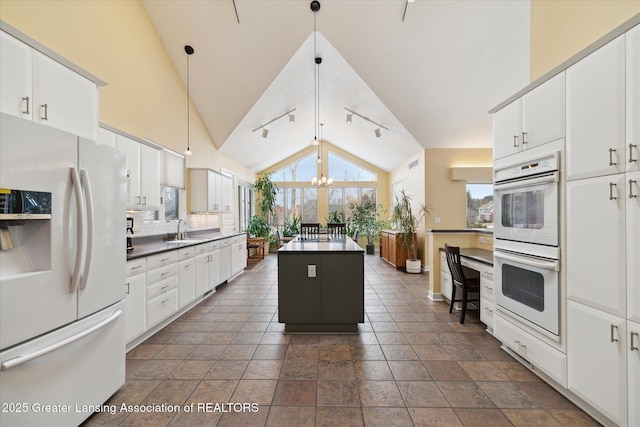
184 45 195 156
251 108 296 137
344 107 389 138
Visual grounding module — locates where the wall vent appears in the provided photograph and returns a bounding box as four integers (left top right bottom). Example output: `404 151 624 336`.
408 159 419 170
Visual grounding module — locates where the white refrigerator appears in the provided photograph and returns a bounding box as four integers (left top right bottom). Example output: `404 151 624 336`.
0 113 127 426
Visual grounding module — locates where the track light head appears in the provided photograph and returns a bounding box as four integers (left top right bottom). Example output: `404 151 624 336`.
261 128 269 138
375 127 382 138
289 114 295 124
346 113 352 124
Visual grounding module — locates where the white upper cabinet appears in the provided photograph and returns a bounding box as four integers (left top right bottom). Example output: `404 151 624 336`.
628 25 640 173
159 150 185 189
116 134 160 210
628 172 640 323
493 73 565 160
0 31 98 140
567 35 626 181
189 169 234 214
97 127 115 148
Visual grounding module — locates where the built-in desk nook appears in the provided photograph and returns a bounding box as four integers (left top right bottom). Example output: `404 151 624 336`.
278 235 364 333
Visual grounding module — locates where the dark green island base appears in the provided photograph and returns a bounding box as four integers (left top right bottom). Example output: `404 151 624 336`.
278 236 365 333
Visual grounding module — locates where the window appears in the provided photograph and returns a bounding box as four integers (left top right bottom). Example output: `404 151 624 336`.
163 187 180 221
328 187 376 218
328 152 376 182
467 183 493 228
271 153 318 182
274 187 318 225
238 182 253 232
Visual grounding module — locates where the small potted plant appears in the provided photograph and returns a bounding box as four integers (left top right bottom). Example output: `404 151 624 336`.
390 189 429 273
283 215 300 238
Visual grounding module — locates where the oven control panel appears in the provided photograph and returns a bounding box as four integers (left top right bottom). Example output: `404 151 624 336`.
494 152 559 183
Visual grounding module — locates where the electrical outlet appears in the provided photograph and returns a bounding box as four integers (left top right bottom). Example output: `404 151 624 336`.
479 236 486 244
434 217 441 224
308 265 316 278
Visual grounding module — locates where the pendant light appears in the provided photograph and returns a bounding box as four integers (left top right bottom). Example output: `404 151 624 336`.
310 1 320 147
184 45 194 156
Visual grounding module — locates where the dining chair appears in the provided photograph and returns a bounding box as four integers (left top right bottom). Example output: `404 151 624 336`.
246 230 265 263
444 244 481 324
300 223 320 239
327 222 347 237
276 229 285 248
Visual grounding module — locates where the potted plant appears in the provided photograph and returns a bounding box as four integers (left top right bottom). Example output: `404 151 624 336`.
253 172 278 222
247 215 271 253
349 200 385 255
283 215 300 238
390 189 429 273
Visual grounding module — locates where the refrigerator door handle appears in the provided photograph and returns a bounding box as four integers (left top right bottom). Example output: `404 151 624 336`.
0 309 122 371
79 169 94 290
70 167 86 293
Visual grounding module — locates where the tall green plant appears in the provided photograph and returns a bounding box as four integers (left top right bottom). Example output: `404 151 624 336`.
349 200 384 246
253 172 278 221
390 190 429 260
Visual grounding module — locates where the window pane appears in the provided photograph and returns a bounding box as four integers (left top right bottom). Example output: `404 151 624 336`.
328 152 376 182
467 183 494 228
328 187 343 216
274 189 285 226
271 153 318 182
302 188 318 222
163 187 179 221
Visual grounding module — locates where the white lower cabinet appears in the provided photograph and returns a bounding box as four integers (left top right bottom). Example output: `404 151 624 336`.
195 247 210 298
494 314 567 387
219 239 232 283
231 235 247 275
147 286 178 327
178 258 196 309
208 242 220 291
124 271 146 343
629 320 640 427
567 300 627 426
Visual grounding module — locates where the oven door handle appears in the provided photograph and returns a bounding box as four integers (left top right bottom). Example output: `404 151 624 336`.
494 251 559 271
495 172 559 191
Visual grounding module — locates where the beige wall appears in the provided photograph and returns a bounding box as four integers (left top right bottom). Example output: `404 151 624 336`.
261 141 390 226
0 0 254 184
530 1 640 80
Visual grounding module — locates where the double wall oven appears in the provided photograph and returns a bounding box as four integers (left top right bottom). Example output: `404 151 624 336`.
494 146 562 340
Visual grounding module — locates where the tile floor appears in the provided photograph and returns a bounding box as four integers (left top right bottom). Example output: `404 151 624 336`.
84 254 601 427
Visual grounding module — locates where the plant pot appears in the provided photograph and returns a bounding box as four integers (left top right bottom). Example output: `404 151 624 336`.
405 259 422 274
366 244 375 255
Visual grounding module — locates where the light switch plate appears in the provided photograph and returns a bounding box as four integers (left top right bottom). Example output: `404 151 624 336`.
307 265 316 278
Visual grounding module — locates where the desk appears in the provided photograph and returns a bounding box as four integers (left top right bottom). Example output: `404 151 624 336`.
278 236 364 333
439 247 495 334
247 237 265 263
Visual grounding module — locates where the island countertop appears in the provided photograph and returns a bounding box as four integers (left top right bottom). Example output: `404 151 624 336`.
278 236 364 254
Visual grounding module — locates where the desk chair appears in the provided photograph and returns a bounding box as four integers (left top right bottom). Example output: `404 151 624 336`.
444 244 480 324
352 230 360 242
246 231 265 263
300 223 319 239
327 222 347 238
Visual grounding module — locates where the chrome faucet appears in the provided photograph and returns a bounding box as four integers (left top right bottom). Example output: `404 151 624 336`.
176 218 186 240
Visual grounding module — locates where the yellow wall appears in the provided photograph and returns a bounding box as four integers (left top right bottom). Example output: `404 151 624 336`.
530 1 640 80
0 0 254 183
261 141 390 228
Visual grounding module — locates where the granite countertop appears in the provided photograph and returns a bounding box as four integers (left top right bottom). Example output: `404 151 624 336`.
279 235 364 254
439 247 493 265
127 230 244 261
428 229 493 235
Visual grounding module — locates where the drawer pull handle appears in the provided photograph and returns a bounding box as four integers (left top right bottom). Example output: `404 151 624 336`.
161 257 170 262
630 180 638 199
161 272 169 277
522 131 528 146
630 144 638 163
41 103 48 121
609 182 617 201
22 96 30 115
609 148 617 166
132 266 142 270
513 135 519 148
126 283 130 294
610 324 619 343
161 298 170 304
484 307 493 314
514 340 526 349
631 331 639 351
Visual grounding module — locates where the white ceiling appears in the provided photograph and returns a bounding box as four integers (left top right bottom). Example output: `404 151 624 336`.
143 0 530 173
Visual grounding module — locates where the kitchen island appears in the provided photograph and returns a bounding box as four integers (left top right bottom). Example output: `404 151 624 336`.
278 235 364 333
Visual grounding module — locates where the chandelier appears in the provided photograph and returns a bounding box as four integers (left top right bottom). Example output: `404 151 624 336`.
309 1 333 188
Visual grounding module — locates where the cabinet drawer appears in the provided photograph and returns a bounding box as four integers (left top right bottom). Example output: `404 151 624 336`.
147 275 178 300
494 314 567 387
209 241 220 251
177 246 195 261
219 238 231 248
146 251 178 270
481 278 495 302
480 297 495 328
231 235 245 245
146 288 178 327
194 243 210 255
126 258 146 277
146 263 178 285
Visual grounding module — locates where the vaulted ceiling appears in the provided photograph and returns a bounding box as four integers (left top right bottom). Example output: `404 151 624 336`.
143 0 530 172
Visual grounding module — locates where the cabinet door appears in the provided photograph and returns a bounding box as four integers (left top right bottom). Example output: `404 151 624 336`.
195 253 209 297
231 242 245 275
566 35 626 181
97 127 116 148
493 99 522 160
628 25 640 173
208 249 220 290
321 254 364 323
0 31 32 119
566 174 626 317
567 301 627 426
32 51 98 140
115 134 140 209
629 320 640 427
139 144 160 210
178 258 196 309
522 72 565 149
225 176 235 213
628 172 640 323
208 171 217 212
278 254 322 323
125 273 146 342
388 234 397 266
219 244 232 283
